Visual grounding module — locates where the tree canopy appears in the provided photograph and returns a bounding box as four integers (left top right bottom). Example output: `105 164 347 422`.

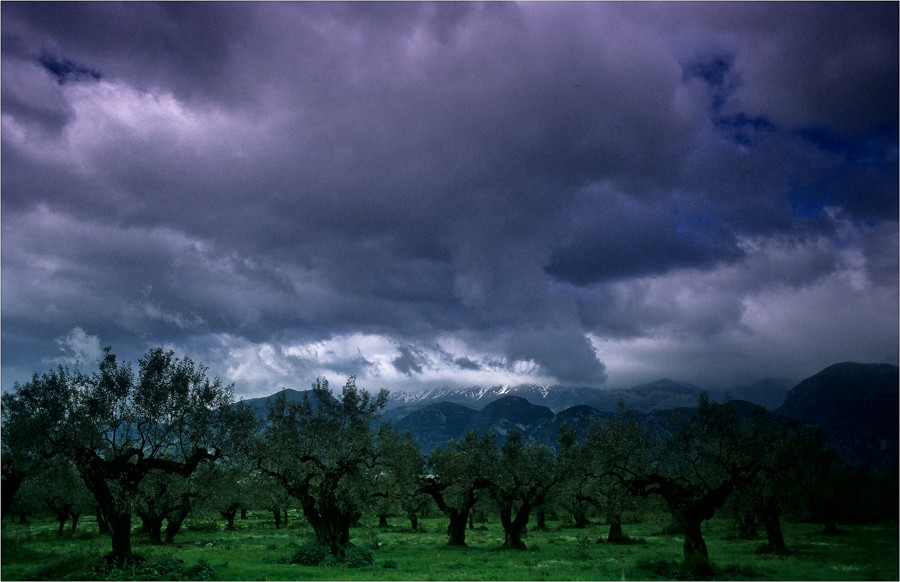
0 347 252 564
251 376 389 557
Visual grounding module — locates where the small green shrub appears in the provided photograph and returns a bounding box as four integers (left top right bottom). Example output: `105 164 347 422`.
343 545 374 568
290 542 328 566
573 533 592 559
360 526 381 550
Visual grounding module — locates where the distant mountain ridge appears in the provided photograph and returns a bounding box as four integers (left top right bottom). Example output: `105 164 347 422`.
386 376 791 415
239 362 897 467
393 395 556 452
385 384 604 413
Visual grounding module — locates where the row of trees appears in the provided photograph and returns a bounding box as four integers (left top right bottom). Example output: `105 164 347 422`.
2 347 890 570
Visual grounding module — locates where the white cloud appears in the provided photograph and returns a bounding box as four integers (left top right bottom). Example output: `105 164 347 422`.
45 327 104 369
588 219 899 388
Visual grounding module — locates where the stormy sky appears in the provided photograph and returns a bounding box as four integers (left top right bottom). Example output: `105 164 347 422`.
2 2 897 397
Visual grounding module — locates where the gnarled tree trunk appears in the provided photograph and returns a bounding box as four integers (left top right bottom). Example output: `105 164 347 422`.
447 510 469 546
221 503 240 530
96 508 110 534
107 511 135 565
607 519 626 544
139 512 164 544
760 500 788 554
272 507 282 528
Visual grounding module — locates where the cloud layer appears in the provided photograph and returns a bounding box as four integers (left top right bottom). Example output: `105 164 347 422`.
2 3 897 396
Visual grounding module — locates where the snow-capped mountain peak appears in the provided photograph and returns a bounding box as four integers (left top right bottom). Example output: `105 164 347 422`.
386 383 604 412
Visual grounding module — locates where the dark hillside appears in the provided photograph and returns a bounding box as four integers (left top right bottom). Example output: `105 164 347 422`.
470 395 554 438
526 404 613 447
721 378 792 410
587 379 702 413
240 388 310 420
778 362 899 471
394 401 477 453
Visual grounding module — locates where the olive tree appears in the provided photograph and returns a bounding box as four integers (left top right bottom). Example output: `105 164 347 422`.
134 468 198 544
563 422 636 543
490 429 558 550
594 396 759 568
251 377 388 558
421 430 494 547
19 456 95 534
0 347 251 565
371 425 428 530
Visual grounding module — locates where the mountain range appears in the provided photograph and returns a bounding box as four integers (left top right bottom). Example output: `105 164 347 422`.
241 362 897 470
384 377 793 414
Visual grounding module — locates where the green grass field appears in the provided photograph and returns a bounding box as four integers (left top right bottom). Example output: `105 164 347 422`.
2 511 897 580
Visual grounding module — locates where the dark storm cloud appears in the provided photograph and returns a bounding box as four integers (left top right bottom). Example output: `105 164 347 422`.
505 329 607 387
38 51 101 85
392 346 425 376
454 357 481 372
2 2 896 394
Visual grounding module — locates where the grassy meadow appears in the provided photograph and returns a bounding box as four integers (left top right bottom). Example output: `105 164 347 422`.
1 511 897 581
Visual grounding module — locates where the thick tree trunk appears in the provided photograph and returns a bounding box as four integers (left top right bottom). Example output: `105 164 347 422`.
607 519 626 544
70 512 80 532
46 498 70 535
736 509 759 539
315 509 351 557
96 508 110 534
273 507 282 528
408 512 418 531
240 507 248 520
659 483 730 567
499 499 532 551
447 510 469 546
140 513 164 544
379 513 389 528
761 502 788 554
283 508 289 527
221 503 240 530
821 506 839 534
107 512 135 565
572 508 590 528
164 504 191 544
681 516 708 559
500 514 529 550
503 528 528 550
1 468 26 518
536 507 547 531
300 493 353 558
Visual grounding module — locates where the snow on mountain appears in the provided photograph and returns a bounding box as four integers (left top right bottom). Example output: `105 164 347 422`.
385 383 604 412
